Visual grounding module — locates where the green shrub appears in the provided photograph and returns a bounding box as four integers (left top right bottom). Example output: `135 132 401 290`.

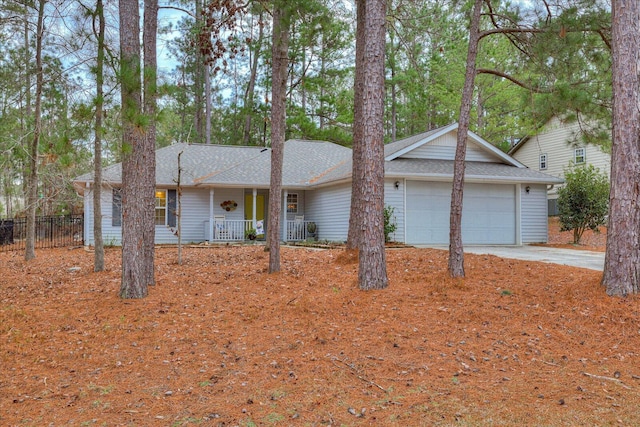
557 164 609 244
384 205 398 242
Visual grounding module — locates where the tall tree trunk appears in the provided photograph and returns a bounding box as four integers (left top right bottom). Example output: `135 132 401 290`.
346 0 367 250
177 151 183 265
193 0 205 144
21 5 31 216
205 62 211 144
243 9 263 145
93 0 106 272
142 0 158 286
25 0 46 261
355 0 388 290
319 32 325 130
448 0 482 278
602 0 640 296
119 0 149 298
388 28 397 142
267 1 290 273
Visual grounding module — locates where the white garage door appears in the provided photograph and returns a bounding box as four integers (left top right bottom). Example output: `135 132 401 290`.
405 181 516 245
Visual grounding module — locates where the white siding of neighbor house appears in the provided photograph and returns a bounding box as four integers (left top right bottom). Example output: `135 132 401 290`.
400 132 498 162
520 183 549 243
511 118 611 198
304 183 352 242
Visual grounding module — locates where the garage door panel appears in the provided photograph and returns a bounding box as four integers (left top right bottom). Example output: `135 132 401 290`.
406 181 515 245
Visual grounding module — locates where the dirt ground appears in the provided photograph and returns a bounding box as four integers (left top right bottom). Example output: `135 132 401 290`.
3 220 640 426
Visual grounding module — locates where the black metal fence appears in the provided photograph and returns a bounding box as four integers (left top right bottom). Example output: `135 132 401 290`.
0 215 84 252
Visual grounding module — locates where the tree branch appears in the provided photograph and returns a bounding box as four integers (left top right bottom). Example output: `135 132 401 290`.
476 68 553 93
158 5 194 18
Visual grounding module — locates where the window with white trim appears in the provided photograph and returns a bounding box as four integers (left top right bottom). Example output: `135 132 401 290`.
155 190 167 225
154 189 177 226
574 147 586 164
287 193 298 213
539 153 547 170
113 188 176 227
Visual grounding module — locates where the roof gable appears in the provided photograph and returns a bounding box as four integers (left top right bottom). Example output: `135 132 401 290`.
385 123 524 167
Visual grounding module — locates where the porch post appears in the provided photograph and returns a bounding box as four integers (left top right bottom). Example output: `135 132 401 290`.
252 188 257 227
209 188 214 241
282 189 288 241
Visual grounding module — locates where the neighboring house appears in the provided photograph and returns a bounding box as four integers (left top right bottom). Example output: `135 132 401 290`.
509 117 611 215
73 123 562 246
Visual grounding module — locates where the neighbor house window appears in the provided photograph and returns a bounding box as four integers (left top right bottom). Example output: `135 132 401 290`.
287 193 298 213
539 153 547 170
112 188 122 227
574 147 586 164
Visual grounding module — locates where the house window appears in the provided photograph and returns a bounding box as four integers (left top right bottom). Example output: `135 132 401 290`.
574 147 586 164
114 188 176 227
112 188 122 227
155 190 167 225
155 189 177 227
287 193 298 213
539 153 547 170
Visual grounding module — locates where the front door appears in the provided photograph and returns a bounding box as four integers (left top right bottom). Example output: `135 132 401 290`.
244 194 266 237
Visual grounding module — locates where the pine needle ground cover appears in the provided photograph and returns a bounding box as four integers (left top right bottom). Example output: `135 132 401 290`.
3 222 638 426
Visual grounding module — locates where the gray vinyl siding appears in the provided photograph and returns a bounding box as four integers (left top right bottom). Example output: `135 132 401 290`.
84 187 248 246
305 182 405 243
304 183 351 242
384 179 405 243
213 188 246 220
82 187 125 246
400 132 498 162
520 184 549 243
156 188 210 244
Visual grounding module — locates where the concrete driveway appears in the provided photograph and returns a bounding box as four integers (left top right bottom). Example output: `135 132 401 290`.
414 244 604 271
461 245 604 271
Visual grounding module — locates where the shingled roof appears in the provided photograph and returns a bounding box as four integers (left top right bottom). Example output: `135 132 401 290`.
74 129 562 193
74 140 353 190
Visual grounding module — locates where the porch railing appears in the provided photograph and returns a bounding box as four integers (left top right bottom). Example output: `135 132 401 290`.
286 219 313 241
211 219 255 241
207 219 313 242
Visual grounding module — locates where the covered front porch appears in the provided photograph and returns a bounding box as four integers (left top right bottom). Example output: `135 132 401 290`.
203 187 314 242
